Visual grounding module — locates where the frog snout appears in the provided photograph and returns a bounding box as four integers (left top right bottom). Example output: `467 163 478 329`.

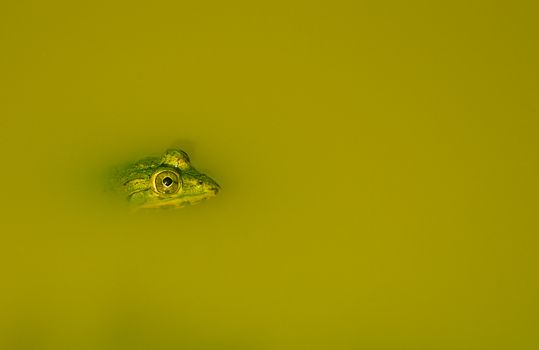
210 182 220 195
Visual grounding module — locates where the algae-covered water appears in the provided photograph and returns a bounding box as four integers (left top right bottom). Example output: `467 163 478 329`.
1 1 538 349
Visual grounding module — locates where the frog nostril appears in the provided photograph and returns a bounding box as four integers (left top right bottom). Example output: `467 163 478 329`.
162 177 173 187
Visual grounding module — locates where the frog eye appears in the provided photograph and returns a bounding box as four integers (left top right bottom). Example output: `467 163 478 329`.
153 170 181 195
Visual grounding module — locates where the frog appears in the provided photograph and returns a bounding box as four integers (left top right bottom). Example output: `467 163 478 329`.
110 148 220 209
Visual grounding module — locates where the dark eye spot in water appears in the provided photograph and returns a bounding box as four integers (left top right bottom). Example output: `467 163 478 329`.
197 181 203 185
163 177 173 187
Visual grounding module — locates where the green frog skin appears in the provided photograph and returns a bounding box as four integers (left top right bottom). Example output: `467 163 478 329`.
111 149 220 209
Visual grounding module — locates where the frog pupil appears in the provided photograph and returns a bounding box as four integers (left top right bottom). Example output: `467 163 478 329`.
163 177 173 187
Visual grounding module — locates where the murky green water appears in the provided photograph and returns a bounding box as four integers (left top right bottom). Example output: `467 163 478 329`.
1 1 538 349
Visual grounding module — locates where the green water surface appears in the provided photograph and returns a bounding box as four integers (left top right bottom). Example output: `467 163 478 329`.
1 1 538 349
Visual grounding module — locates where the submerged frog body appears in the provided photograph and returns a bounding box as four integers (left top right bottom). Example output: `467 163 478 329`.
111 149 220 209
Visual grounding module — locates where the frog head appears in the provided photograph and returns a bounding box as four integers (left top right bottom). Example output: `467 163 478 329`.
116 149 220 209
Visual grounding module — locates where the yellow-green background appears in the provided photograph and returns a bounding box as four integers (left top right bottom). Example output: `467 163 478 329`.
1 1 538 349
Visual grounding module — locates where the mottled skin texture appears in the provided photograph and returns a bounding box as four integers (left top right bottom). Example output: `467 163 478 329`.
111 149 220 209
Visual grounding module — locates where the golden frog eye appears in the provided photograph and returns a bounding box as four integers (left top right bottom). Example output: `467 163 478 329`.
153 170 181 195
